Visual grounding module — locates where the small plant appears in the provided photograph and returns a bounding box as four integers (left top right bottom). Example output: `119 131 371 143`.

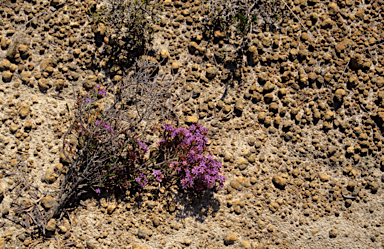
202 0 284 40
65 98 226 192
236 12 250 35
89 0 160 67
29 55 200 234
63 85 149 191
156 123 226 190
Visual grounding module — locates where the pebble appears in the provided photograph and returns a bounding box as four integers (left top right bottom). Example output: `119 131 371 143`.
0 59 11 70
257 220 265 229
292 169 300 177
96 23 106 36
237 157 248 170
329 228 338 238
206 66 218 79
171 61 180 71
46 219 56 232
151 215 160 227
272 175 287 189
9 123 18 133
224 233 237 245
41 169 58 184
2 71 13 81
38 78 51 92
318 173 329 182
312 229 319 235
250 177 257 184
86 238 99 249
247 46 258 64
186 116 198 124
18 104 30 118
160 49 169 60
241 240 251 249
230 176 249 190
107 204 116 214
58 225 67 233
41 196 56 209
137 226 151 239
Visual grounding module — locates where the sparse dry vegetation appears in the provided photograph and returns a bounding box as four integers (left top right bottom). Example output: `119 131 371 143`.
1 0 384 248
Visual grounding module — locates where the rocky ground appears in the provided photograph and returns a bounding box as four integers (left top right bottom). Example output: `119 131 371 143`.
0 0 384 248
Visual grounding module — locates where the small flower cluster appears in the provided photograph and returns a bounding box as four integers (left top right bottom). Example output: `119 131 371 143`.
102 136 148 189
95 85 107 97
158 123 226 190
65 86 111 159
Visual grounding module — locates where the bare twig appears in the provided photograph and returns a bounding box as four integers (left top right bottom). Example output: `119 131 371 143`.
23 12 51 28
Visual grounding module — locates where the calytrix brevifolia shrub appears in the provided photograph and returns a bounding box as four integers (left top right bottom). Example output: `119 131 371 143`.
67 85 150 190
66 94 226 192
157 124 226 190
42 56 180 233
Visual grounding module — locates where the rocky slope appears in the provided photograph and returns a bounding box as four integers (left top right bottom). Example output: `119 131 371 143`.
0 0 383 248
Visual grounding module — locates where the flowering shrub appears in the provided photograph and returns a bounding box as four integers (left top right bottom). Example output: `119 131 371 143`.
65 86 148 190
157 123 226 190
65 86 113 160
64 86 225 193
39 56 191 234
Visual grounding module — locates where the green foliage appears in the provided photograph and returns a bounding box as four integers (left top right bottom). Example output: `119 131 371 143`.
236 12 250 35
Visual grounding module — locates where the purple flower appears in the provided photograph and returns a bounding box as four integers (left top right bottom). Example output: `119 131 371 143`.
152 170 163 182
98 89 107 97
158 123 226 190
135 173 148 187
95 120 101 126
135 176 141 183
180 179 188 189
77 129 82 133
170 162 179 168
85 97 91 103
95 188 101 194
218 175 226 187
162 123 173 132
137 140 148 153
102 123 113 133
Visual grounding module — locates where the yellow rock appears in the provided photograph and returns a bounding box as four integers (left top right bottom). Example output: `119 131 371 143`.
160 49 169 59
0 59 11 70
164 0 172 6
186 116 198 124
107 204 116 214
2 71 13 81
318 173 329 182
0 238 5 248
171 61 180 71
224 233 237 245
272 175 287 189
46 219 56 232
19 104 30 118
